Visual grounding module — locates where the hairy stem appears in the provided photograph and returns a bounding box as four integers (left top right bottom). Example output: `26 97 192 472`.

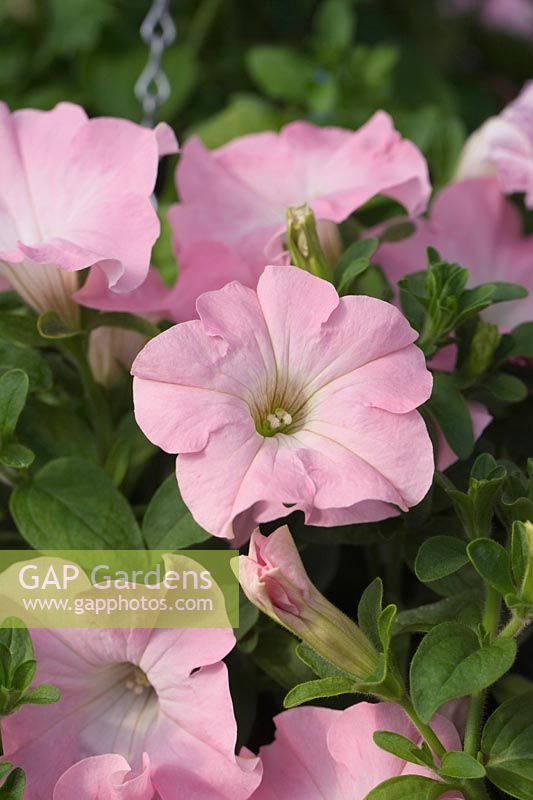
401 697 446 759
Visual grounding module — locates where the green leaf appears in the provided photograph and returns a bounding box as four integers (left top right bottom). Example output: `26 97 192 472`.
11 659 36 692
363 775 454 800
488 282 528 303
142 474 210 549
394 591 482 635
0 766 11 781
415 536 469 582
0 369 28 440
484 374 528 403
335 238 379 295
296 643 347 678
482 691 533 800
358 578 383 650
0 767 25 799
10 457 143 549
410 621 517 722
336 239 380 273
283 675 356 708
247 46 316 102
337 257 371 295
510 322 533 357
0 620 34 672
378 604 397 653
313 0 355 57
0 313 42 348
427 372 474 459
373 731 434 769
36 310 81 339
439 751 486 779
467 539 515 597
23 683 60 705
0 443 34 469
17 399 98 467
0 342 52 393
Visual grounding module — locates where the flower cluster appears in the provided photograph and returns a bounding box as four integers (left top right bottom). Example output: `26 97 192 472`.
1 70 533 800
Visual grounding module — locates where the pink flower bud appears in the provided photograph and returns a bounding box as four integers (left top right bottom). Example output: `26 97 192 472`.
238 526 379 680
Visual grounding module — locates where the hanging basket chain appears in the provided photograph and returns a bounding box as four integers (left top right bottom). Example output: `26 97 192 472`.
135 0 176 128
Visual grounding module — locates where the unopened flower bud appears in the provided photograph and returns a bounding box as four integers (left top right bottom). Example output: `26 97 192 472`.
286 204 333 281
237 526 380 680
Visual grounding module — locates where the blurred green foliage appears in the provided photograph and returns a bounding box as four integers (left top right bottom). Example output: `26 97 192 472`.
0 0 531 182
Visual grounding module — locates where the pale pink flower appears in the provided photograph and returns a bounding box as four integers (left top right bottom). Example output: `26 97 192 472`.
132 265 434 544
252 702 463 799
456 83 533 206
376 177 533 329
2 628 262 800
239 527 379 679
54 753 156 800
167 116 430 320
0 101 177 324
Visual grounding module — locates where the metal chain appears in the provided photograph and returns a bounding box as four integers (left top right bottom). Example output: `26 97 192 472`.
134 0 176 128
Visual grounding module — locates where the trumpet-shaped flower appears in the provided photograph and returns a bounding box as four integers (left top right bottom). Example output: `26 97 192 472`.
0 102 177 324
456 83 533 207
132 265 434 543
2 628 262 800
167 116 430 319
251 702 463 799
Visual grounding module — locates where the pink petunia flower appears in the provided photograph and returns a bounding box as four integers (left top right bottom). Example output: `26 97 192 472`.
132 265 434 544
0 102 177 325
376 177 533 330
167 116 431 320
251 702 463 799
456 83 533 207
2 628 262 800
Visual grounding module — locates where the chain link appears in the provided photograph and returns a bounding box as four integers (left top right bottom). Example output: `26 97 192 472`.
134 0 176 128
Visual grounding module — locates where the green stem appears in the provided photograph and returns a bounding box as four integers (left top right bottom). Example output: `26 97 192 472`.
464 585 501 762
500 613 525 639
401 697 446 759
482 586 501 640
463 692 485 757
59 337 113 460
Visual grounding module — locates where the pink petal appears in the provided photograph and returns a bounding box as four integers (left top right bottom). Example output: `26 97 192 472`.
53 754 155 800
148 664 262 800
165 241 259 322
76 266 172 316
0 102 173 297
252 707 352 800
328 702 463 798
